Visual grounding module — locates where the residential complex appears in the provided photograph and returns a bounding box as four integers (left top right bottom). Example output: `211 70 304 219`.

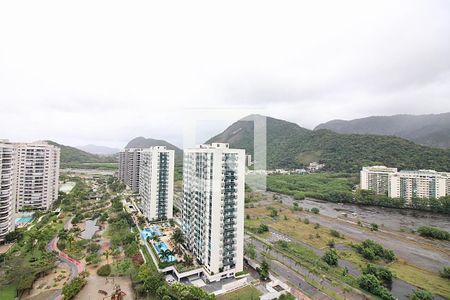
361 166 449 204
0 141 16 242
389 170 448 202
0 140 60 242
181 143 245 281
139 147 175 221
360 166 398 195
15 142 60 210
119 148 143 193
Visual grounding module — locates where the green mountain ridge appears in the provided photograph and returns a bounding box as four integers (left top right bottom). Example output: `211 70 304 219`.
46 141 117 167
206 115 450 172
125 136 183 161
315 112 450 149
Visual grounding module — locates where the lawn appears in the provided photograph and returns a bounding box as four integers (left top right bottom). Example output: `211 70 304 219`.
216 285 261 300
0 286 16 300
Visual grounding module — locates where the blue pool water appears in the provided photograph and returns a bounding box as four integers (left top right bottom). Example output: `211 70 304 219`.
140 226 163 240
16 216 33 224
153 241 176 262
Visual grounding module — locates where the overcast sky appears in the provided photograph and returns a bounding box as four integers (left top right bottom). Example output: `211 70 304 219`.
1 1 449 148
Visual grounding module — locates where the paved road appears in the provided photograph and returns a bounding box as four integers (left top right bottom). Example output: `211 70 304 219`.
46 216 84 300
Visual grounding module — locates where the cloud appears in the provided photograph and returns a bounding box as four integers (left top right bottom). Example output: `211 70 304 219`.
0 0 449 147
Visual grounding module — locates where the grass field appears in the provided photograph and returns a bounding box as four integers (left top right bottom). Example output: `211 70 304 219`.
216 285 261 300
0 285 16 300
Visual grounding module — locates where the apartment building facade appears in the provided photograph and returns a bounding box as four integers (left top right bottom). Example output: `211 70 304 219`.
360 166 398 195
389 170 448 203
15 142 60 210
361 166 449 204
118 148 142 193
0 141 16 242
139 147 174 221
182 143 245 282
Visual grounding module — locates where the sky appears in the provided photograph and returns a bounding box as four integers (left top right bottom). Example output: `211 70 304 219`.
1 0 449 149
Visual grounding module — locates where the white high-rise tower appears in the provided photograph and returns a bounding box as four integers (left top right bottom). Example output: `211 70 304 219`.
139 146 175 221
182 143 245 282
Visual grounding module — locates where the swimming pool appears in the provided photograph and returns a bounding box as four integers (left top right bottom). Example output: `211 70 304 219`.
140 226 163 240
16 216 33 224
153 241 176 262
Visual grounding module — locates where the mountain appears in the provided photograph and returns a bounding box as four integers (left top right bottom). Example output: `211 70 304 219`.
125 137 183 159
206 115 450 172
315 113 450 149
77 144 120 155
46 141 117 167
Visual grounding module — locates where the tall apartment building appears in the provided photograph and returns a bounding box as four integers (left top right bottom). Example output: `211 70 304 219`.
139 147 174 221
0 141 16 242
389 170 448 203
182 143 245 282
15 142 60 210
118 148 142 193
360 166 398 195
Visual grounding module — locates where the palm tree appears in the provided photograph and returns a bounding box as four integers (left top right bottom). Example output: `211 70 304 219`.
171 228 185 245
103 249 111 264
152 235 160 243
67 233 75 250
58 229 68 241
159 249 174 262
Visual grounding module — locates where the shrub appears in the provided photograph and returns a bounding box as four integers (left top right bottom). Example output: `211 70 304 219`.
370 223 379 231
410 289 434 300
314 223 320 229
359 274 395 300
303 218 310 224
327 239 335 248
62 275 87 300
322 249 338 266
440 266 450 279
417 226 450 240
362 264 393 284
355 240 396 262
330 229 341 238
311 207 320 214
257 224 269 234
97 264 111 277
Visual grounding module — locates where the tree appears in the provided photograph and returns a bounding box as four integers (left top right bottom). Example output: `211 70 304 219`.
257 223 269 234
160 249 174 262
5 230 23 242
103 249 111 263
172 228 185 245
322 249 339 266
183 254 193 266
244 243 257 259
97 264 112 276
257 259 270 280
